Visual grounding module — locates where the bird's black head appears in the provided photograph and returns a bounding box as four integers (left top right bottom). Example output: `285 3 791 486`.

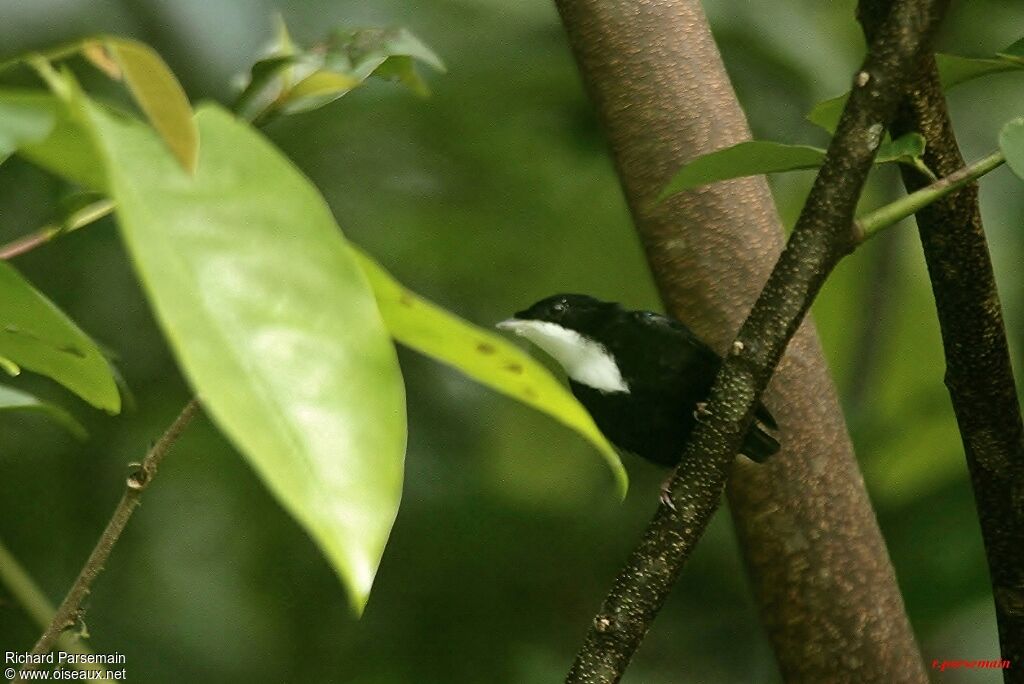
510 294 620 336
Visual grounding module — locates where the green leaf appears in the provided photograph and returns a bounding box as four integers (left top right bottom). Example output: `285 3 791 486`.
810 42 1024 133
278 70 363 116
0 89 105 189
0 36 196 172
351 248 628 499
997 37 1024 64
97 38 198 173
0 261 120 412
232 15 306 121
80 100 406 613
234 25 444 123
233 54 305 121
326 27 446 82
0 384 87 439
936 53 1021 89
998 117 1024 182
660 132 929 199
0 91 57 158
0 356 20 376
660 141 826 198
370 56 431 97
806 92 846 134
875 132 926 164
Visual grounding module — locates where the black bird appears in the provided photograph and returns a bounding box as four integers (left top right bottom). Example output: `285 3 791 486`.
497 294 779 467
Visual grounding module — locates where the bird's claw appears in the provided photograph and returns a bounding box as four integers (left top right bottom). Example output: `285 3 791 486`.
692 401 711 422
660 477 677 512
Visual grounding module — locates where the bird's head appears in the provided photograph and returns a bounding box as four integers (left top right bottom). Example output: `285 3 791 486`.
496 294 629 393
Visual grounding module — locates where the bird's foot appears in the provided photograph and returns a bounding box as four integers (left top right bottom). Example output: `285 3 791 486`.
692 401 711 422
659 475 676 512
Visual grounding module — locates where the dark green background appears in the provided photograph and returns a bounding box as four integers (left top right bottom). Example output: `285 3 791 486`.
1 1 1022 681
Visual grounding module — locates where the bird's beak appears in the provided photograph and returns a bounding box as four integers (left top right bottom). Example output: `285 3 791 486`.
495 318 526 334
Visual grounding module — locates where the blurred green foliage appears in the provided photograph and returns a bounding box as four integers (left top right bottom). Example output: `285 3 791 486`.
1 0 1022 682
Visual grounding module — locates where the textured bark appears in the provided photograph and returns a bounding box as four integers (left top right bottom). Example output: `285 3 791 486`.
554 0 935 681
859 2 1024 677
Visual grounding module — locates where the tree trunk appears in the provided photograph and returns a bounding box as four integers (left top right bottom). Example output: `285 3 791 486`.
553 1 927 680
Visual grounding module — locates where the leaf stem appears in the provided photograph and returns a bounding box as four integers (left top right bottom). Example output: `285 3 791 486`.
0 199 114 261
17 399 200 677
854 149 1005 242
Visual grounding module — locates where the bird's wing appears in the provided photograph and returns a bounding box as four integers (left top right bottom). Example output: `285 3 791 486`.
642 313 780 428
617 311 721 390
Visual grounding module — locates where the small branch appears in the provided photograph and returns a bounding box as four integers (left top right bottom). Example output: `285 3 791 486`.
0 539 108 675
854 150 1005 242
0 199 114 261
17 399 201 677
0 229 58 261
563 0 949 680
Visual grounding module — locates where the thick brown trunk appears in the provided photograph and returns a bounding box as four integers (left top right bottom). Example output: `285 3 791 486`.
553 1 927 681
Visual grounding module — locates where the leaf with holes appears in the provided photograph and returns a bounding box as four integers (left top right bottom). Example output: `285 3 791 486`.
351 248 628 499
0 261 120 412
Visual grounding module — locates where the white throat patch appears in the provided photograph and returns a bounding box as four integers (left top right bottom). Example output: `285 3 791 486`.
498 319 629 394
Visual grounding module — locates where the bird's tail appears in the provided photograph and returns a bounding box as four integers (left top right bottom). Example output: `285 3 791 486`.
741 423 780 463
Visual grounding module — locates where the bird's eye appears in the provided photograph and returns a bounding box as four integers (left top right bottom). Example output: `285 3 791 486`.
552 301 567 313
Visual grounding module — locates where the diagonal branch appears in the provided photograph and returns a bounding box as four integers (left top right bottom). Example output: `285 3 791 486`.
0 539 108 676
560 0 950 681
16 399 201 678
858 1 1024 676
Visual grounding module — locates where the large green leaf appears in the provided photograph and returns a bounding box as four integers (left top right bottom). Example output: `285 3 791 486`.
352 249 629 498
80 100 406 613
0 261 120 412
999 117 1024 181
0 384 86 438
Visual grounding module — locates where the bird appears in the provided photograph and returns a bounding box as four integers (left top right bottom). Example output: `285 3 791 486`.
496 294 780 469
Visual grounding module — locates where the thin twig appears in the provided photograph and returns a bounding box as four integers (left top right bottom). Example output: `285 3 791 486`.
17 399 201 677
0 199 114 261
0 539 107 675
854 150 1005 242
562 0 949 681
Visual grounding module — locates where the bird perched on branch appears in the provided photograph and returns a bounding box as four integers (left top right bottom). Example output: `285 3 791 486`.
497 294 779 468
